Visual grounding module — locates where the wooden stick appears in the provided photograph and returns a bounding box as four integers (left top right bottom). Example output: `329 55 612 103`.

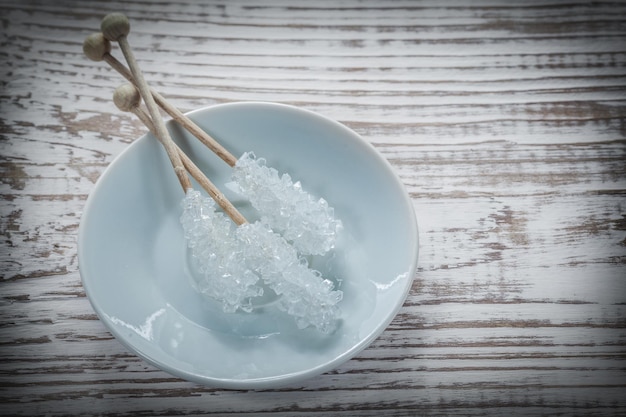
100 13 192 192
83 32 237 167
113 84 247 226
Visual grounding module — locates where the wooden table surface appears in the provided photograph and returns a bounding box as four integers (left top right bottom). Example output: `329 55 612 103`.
1 0 625 415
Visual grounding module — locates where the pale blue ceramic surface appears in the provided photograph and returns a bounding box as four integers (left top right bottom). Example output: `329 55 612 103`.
78 102 418 388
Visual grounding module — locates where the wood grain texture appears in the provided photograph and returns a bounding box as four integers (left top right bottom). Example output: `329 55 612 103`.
1 0 625 415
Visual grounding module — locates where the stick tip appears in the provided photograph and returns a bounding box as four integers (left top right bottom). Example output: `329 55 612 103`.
101 13 130 41
83 32 111 61
113 83 141 112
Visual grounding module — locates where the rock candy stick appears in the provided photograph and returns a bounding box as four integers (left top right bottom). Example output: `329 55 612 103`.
112 84 341 329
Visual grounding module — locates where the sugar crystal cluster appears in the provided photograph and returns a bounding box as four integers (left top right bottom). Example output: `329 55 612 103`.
180 190 263 313
233 152 342 255
180 190 343 334
237 222 343 334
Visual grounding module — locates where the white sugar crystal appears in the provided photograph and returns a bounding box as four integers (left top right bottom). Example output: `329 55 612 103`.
180 189 343 334
233 152 342 256
237 221 343 334
180 190 263 313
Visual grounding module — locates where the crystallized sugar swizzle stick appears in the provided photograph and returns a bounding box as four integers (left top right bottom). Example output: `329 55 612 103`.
111 83 343 333
84 23 341 255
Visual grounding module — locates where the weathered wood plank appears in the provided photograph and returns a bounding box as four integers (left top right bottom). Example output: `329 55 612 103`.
0 0 625 415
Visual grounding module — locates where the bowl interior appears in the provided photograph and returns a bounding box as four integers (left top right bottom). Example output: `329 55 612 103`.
79 102 418 388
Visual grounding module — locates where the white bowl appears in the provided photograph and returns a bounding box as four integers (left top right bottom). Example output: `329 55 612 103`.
79 102 418 388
